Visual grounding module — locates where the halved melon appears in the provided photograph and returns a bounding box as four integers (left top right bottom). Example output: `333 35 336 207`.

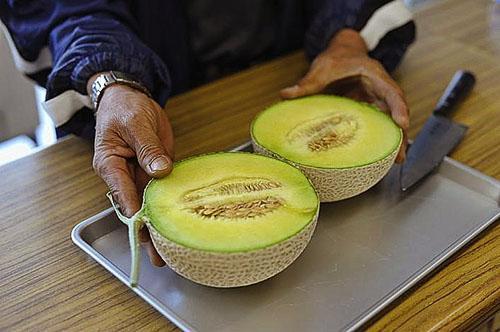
251 95 402 202
110 152 319 288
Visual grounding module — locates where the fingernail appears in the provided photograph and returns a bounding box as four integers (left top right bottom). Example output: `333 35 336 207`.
148 156 170 173
285 85 299 92
281 85 298 98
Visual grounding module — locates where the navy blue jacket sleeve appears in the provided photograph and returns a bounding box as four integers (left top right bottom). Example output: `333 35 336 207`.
305 0 416 72
47 1 171 103
0 0 171 136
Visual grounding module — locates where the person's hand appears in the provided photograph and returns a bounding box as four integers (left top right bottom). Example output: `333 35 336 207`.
91 81 174 266
281 29 409 162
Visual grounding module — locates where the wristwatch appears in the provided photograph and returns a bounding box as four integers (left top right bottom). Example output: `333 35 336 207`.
90 71 152 111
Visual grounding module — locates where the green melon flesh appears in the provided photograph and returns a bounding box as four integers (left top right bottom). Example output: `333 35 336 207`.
251 95 402 169
145 152 319 252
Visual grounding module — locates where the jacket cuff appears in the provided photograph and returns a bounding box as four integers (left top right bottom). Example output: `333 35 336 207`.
71 48 170 107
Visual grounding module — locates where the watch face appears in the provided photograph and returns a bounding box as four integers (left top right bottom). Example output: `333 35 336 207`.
91 73 115 110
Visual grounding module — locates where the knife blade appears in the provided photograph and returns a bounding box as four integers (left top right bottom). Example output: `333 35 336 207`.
401 70 476 191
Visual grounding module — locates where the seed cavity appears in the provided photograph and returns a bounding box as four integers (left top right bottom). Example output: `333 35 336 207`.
286 113 358 151
192 197 283 219
182 177 284 220
183 176 281 202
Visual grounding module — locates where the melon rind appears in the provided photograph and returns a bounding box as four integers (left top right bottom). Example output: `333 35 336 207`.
147 210 317 288
252 140 400 202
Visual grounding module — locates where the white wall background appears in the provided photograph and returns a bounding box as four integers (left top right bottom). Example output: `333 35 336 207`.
0 28 38 142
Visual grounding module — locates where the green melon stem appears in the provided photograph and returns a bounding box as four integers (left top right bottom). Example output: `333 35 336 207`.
106 192 144 287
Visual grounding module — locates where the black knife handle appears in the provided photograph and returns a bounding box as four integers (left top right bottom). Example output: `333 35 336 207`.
433 70 476 117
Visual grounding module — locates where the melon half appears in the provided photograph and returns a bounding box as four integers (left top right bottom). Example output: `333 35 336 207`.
109 152 319 287
251 95 402 202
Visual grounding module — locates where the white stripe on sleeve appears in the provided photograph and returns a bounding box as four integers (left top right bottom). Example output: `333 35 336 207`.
1 21 87 127
0 21 52 74
360 0 413 51
43 90 92 126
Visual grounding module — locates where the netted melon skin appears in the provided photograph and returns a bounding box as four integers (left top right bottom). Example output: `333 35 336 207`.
147 215 317 288
252 141 400 202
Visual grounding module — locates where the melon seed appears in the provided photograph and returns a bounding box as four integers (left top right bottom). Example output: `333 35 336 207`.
192 196 283 219
286 113 358 151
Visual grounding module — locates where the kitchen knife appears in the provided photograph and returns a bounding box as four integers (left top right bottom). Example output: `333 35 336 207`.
401 70 476 191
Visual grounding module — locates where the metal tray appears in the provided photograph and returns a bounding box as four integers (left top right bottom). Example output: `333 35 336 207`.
72 142 500 332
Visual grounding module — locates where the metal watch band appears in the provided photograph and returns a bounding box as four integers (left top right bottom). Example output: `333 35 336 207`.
90 71 152 112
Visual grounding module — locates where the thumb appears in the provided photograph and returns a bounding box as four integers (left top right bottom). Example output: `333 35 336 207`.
280 73 325 99
132 131 173 178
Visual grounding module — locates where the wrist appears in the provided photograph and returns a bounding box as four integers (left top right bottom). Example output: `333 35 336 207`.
326 28 368 57
101 83 140 100
87 71 152 112
97 84 153 118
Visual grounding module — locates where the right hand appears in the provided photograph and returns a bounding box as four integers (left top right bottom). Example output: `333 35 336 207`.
92 83 174 266
281 29 409 163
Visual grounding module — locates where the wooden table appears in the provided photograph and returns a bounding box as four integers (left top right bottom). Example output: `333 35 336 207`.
1 0 498 330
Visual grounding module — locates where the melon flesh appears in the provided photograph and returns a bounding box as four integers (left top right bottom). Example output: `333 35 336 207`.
251 95 401 169
145 152 318 252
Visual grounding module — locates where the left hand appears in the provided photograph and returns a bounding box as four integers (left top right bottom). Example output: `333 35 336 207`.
281 29 409 163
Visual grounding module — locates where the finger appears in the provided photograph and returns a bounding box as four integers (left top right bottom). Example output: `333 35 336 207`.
158 113 175 161
343 85 376 104
359 67 409 162
280 68 327 99
139 226 150 242
376 86 408 162
364 70 410 132
385 91 410 132
94 154 141 217
357 76 390 112
373 99 389 113
135 166 151 197
395 132 408 163
131 130 173 178
145 241 166 266
384 91 409 163
139 227 166 266
280 85 306 99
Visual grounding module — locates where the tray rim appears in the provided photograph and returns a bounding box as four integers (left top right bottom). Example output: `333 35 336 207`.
346 210 499 330
71 147 500 332
71 210 196 332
